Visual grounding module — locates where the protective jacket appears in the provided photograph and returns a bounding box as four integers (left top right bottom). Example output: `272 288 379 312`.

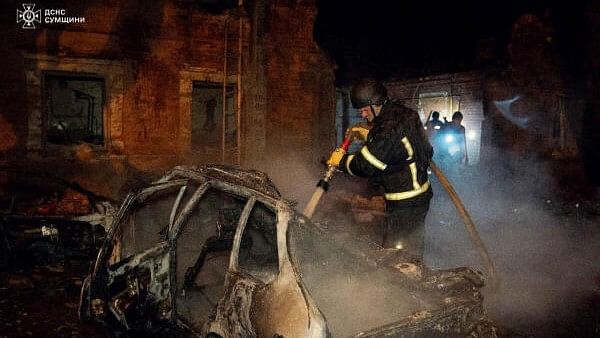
339 100 433 204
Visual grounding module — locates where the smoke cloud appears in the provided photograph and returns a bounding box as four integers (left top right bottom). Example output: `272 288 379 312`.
425 147 599 336
183 144 598 336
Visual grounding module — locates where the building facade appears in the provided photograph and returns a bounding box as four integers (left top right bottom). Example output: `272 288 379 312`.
0 0 335 198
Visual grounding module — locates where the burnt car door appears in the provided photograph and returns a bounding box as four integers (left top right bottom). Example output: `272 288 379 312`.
171 180 326 337
94 180 193 334
204 198 327 338
170 185 249 334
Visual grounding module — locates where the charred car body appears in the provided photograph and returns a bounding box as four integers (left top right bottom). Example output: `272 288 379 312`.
0 175 114 269
79 165 496 337
0 215 106 268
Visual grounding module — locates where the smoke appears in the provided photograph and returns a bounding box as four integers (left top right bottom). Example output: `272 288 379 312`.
288 219 432 337
184 143 598 335
260 151 327 209
494 95 530 129
302 145 599 336
424 147 600 336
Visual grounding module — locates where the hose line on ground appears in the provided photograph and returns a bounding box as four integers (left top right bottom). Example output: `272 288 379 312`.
430 161 499 290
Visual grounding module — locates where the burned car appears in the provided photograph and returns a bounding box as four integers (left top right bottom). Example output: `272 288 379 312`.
79 165 496 337
0 175 114 269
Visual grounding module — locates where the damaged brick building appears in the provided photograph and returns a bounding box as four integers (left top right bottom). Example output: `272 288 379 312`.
334 8 599 172
0 0 335 200
2 0 600 203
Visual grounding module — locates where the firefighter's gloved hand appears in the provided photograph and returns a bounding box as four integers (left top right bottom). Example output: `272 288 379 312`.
326 148 345 167
346 123 371 142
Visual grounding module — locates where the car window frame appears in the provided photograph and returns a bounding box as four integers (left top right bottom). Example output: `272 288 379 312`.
169 179 282 284
99 179 189 268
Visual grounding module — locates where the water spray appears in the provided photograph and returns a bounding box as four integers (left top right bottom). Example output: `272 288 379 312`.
303 136 352 219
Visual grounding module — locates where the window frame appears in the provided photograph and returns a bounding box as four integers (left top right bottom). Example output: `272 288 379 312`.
103 179 189 268
169 180 282 284
42 71 107 148
232 197 280 282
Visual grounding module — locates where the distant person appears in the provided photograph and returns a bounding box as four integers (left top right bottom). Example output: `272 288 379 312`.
425 111 444 161
439 111 468 166
425 111 444 140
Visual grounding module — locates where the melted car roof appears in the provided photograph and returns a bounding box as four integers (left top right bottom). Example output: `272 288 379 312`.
160 165 282 200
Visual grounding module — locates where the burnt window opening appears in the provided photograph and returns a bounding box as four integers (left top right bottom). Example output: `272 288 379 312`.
44 74 104 146
238 202 278 282
191 81 237 161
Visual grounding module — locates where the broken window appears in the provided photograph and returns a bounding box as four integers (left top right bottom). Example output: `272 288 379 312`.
238 202 278 282
175 188 246 331
108 183 185 266
44 74 104 145
191 82 237 162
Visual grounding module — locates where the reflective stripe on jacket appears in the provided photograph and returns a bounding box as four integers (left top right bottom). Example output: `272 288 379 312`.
340 100 433 201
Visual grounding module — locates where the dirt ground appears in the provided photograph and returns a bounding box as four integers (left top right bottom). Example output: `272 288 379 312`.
0 261 105 337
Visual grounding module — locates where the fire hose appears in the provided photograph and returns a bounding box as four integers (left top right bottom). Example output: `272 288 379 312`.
429 161 499 289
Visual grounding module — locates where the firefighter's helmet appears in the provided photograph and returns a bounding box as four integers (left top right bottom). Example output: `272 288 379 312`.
350 79 388 109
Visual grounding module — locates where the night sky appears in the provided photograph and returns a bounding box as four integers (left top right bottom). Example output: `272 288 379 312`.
314 0 589 85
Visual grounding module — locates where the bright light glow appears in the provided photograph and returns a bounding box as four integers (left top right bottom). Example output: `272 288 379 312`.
444 134 454 143
434 125 441 130
395 243 404 250
467 130 477 140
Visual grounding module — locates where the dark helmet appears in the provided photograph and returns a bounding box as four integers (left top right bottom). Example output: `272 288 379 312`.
350 79 388 109
432 111 440 119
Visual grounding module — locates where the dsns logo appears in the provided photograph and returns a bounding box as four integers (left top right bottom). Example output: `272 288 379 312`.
17 4 41 29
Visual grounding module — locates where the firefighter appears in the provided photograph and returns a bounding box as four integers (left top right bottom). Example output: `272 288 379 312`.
327 79 433 260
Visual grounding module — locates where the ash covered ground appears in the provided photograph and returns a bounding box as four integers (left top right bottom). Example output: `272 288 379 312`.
0 261 104 337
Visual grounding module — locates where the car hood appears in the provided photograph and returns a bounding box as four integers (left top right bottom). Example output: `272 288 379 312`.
287 216 438 337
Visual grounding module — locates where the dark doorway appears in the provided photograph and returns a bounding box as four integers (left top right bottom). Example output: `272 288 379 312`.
191 82 237 163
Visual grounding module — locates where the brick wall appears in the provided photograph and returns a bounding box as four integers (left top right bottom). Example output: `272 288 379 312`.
1 0 336 198
259 0 336 180
386 71 485 164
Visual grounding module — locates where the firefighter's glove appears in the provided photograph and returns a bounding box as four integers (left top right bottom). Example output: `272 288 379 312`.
326 148 346 167
346 123 371 142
